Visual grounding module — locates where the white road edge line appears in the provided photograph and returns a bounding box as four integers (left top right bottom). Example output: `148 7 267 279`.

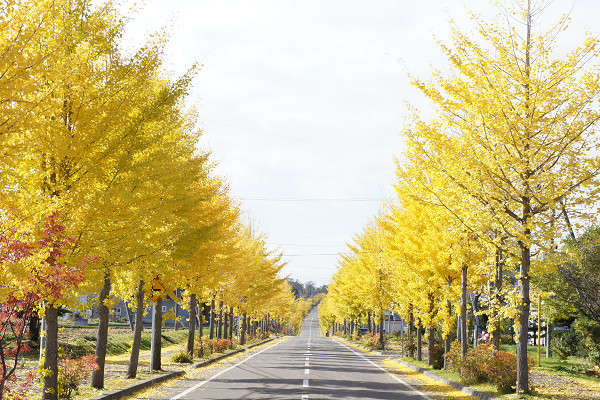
169 340 284 400
305 368 309 374
303 379 309 387
335 340 434 400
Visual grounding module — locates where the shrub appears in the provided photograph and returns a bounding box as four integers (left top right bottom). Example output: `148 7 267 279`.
552 330 582 360
197 337 234 354
574 318 600 366
194 337 211 358
404 337 417 358
460 344 493 384
430 344 445 370
171 351 193 363
552 335 573 360
484 349 517 393
361 332 385 350
445 342 532 393
57 354 99 399
444 341 462 372
212 339 232 353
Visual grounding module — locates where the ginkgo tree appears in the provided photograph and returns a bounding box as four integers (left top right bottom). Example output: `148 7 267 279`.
0 0 208 395
401 0 600 392
389 158 494 360
320 218 399 349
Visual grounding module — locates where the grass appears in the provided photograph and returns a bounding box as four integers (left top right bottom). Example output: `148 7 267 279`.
30 327 192 358
500 344 599 383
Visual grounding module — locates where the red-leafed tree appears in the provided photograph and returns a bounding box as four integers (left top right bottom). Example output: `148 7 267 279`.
0 212 88 399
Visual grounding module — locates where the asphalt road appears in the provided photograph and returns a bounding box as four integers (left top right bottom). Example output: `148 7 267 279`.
164 308 433 400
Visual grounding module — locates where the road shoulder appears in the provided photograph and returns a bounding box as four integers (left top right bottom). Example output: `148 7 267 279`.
333 337 495 400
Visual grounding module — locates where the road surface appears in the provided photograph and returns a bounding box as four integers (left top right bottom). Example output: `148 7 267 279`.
156 307 433 400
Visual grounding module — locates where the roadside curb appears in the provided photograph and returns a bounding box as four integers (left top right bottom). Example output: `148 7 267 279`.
393 359 500 400
189 347 246 369
89 370 185 400
89 337 279 400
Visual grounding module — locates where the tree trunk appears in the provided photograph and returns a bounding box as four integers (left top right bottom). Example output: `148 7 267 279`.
42 304 59 400
29 314 40 341
517 239 531 393
187 293 197 356
217 301 224 339
229 307 234 339
408 306 415 358
461 263 468 360
492 246 504 351
445 298 452 369
91 275 111 389
516 2 533 392
378 315 384 350
209 299 215 339
127 279 145 379
367 312 372 333
546 324 552 358
125 301 134 332
199 302 205 341
427 326 435 366
223 305 229 340
150 297 162 371
174 294 180 331
197 302 205 357
240 311 247 345
416 319 422 361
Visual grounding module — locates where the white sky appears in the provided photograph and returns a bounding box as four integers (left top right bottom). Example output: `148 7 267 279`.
120 0 599 286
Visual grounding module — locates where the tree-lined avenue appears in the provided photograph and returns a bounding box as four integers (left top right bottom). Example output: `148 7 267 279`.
162 308 430 400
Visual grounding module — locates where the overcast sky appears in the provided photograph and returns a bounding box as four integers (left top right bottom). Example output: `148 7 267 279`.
120 0 598 286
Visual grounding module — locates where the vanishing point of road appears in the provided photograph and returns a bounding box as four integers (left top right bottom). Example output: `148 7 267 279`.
142 307 438 400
